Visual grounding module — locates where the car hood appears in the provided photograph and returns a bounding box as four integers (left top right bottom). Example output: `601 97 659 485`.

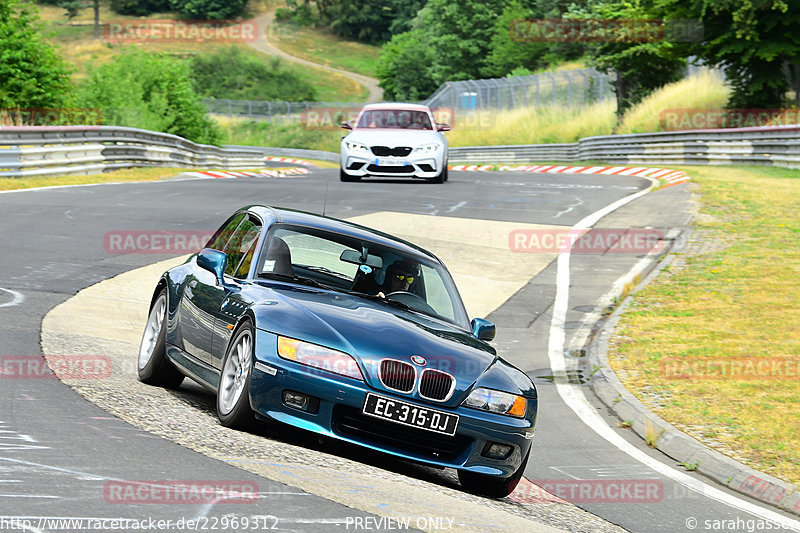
252 282 496 405
344 129 444 148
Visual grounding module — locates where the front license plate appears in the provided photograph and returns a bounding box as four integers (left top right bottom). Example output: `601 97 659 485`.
362 393 459 436
375 158 406 166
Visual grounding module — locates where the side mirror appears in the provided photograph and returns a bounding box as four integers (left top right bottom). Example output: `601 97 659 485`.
197 248 227 285
436 123 451 132
471 318 496 341
341 122 352 130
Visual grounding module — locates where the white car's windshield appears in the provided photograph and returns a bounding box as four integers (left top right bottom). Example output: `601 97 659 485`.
256 224 470 329
356 109 433 130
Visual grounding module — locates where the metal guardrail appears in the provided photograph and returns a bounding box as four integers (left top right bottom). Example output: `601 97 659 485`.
223 145 339 163
449 125 800 169
0 126 271 177
4 124 799 178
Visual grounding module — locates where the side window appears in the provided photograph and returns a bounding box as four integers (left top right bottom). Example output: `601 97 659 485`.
223 217 261 277
234 233 260 278
207 213 244 252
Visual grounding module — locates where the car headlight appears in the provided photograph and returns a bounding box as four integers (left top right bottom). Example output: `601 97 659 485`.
414 143 440 154
277 336 363 380
345 141 369 153
461 387 527 418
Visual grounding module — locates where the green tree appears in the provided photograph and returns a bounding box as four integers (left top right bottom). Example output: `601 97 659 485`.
0 0 73 110
418 0 508 84
377 29 438 100
169 0 248 20
110 0 171 16
568 0 685 114
660 0 800 108
482 0 584 78
78 48 221 144
307 0 425 43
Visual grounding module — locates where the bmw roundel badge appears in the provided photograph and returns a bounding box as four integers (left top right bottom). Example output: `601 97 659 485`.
411 355 426 366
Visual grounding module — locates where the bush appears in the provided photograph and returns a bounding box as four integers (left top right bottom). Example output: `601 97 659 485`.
110 0 171 16
77 47 221 144
190 46 317 102
169 0 248 20
217 117 341 152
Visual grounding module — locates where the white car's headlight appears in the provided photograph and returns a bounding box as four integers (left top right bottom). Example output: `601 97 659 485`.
278 336 363 380
461 387 527 418
345 141 369 153
414 143 440 154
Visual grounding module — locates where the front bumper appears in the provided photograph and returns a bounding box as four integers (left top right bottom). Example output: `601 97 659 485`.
249 332 535 478
340 149 445 179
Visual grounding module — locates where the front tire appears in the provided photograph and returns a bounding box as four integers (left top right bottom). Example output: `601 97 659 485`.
458 448 530 498
340 168 360 182
138 288 184 388
217 321 256 429
431 164 446 184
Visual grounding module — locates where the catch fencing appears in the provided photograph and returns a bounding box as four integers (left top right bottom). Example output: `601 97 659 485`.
203 68 615 121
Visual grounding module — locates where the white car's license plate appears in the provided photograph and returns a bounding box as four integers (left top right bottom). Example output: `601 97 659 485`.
362 393 458 436
375 158 407 166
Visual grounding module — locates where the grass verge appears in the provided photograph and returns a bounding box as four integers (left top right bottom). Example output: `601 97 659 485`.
0 167 188 191
608 164 800 485
216 116 342 152
270 21 381 78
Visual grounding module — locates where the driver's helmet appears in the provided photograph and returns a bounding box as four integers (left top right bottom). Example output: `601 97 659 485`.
385 260 419 289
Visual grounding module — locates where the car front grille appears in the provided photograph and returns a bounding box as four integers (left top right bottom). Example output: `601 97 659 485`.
370 146 412 157
334 406 471 462
379 359 415 393
419 369 455 401
366 165 415 174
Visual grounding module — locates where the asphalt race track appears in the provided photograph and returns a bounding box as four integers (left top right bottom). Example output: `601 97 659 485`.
1 168 798 532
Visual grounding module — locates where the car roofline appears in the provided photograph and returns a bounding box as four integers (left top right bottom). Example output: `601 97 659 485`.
240 205 443 264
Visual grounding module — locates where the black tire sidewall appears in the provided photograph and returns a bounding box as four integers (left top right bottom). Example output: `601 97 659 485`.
138 289 168 382
216 321 256 428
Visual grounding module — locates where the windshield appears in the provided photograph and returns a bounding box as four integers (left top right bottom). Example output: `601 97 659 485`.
255 224 470 329
356 109 433 130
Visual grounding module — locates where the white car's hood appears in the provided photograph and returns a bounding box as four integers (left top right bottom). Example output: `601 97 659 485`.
345 129 445 148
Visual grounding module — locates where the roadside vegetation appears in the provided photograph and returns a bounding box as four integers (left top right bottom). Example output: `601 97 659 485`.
269 18 381 78
0 167 188 191
608 165 800 485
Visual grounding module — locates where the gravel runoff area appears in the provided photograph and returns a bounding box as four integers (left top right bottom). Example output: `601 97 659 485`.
40 257 625 533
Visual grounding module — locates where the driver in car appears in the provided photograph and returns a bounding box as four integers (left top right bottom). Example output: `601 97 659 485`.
377 260 419 299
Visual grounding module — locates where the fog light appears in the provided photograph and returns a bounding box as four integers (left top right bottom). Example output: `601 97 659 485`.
483 442 513 459
282 390 319 413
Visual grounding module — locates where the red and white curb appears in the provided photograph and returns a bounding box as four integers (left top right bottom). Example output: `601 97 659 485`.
448 164 690 188
265 156 317 167
184 167 311 179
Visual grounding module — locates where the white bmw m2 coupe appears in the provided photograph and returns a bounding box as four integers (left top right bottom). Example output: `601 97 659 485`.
340 103 450 183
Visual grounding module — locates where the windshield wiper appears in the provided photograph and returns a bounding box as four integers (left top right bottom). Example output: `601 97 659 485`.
258 273 335 291
346 290 416 312
298 265 352 281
